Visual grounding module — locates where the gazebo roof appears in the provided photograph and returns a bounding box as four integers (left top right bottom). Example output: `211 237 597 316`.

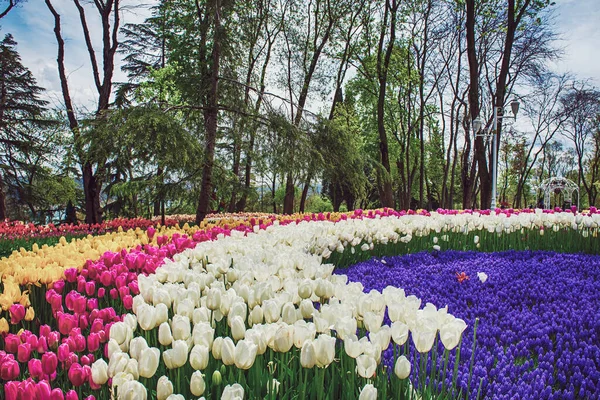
539 177 578 192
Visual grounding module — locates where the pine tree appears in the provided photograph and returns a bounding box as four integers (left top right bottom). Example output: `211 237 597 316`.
0 33 49 219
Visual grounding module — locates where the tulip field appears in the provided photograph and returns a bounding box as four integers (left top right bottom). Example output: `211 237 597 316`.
1 209 599 400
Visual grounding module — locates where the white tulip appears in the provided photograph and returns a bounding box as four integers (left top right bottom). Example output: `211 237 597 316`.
300 340 316 368
158 322 173 346
221 337 236 366
234 339 258 370
192 322 215 348
117 380 147 400
391 321 409 346
212 337 223 360
157 376 173 400
440 317 467 350
163 340 188 369
314 334 336 368
129 337 148 361
171 315 191 341
356 354 377 378
394 355 411 379
230 315 246 341
358 383 377 400
91 359 108 385
139 347 160 378
272 324 294 353
190 344 210 370
190 370 206 396
221 383 244 400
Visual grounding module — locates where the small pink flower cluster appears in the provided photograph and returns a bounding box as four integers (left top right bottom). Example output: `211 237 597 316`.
0 217 178 241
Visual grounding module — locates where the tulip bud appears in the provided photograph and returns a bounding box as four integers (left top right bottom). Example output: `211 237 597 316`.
211 370 222 386
394 355 411 379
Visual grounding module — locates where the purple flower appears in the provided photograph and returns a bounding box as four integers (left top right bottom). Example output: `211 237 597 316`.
336 251 600 399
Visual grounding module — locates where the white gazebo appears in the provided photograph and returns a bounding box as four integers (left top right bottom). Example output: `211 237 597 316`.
539 177 579 210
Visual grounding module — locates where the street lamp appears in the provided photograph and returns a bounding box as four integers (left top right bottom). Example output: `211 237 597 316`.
473 98 520 209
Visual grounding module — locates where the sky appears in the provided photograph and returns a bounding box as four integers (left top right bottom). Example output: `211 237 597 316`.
0 0 599 113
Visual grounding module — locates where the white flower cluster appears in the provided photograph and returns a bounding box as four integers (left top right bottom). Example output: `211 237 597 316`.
92 217 472 399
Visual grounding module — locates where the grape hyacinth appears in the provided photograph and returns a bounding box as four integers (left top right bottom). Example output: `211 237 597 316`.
337 250 600 400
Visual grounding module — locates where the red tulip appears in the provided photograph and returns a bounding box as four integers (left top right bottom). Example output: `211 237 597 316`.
42 352 58 375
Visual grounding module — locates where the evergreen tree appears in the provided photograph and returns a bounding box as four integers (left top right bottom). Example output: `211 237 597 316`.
0 33 50 219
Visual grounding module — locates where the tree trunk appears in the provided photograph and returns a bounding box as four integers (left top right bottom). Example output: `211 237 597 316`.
196 0 221 224
0 173 6 220
299 174 312 213
153 167 163 216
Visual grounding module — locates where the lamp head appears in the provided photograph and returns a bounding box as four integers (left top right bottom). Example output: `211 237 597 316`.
510 99 520 118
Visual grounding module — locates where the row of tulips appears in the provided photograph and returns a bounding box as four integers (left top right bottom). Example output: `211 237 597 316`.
0 218 180 241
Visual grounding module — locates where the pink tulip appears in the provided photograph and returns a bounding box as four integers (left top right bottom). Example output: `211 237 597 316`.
65 390 79 400
100 270 114 286
4 381 18 400
41 352 58 376
26 334 39 348
58 343 71 361
85 281 96 297
57 313 78 335
64 268 78 283
87 298 98 311
122 295 133 310
87 333 100 352
28 358 44 380
5 334 20 353
73 334 86 353
37 336 49 354
37 380 52 400
48 332 60 350
51 388 65 400
68 363 88 386
147 226 156 239
0 358 20 380
97 288 106 298
53 280 65 294
17 343 32 363
9 304 25 324
40 325 51 338
65 353 79 370
78 314 89 330
109 288 118 299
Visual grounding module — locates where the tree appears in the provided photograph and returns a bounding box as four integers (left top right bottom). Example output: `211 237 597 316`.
45 0 122 224
561 84 600 207
0 34 52 219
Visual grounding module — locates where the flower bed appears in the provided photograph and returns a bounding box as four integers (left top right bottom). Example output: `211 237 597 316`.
339 250 600 399
1 210 600 400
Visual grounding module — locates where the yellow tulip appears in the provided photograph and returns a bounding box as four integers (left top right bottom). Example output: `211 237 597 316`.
0 317 8 334
25 307 35 321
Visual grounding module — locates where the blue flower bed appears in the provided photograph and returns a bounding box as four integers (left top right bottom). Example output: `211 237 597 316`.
336 250 600 400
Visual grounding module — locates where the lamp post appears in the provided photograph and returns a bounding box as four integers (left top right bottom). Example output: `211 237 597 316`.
473 99 520 210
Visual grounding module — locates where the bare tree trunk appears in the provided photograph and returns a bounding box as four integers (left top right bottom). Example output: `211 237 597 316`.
299 173 312 213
